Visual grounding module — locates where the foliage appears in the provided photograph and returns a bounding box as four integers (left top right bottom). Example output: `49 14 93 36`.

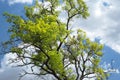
3 0 107 80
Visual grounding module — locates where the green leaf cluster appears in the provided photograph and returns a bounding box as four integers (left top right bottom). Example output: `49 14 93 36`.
48 51 64 74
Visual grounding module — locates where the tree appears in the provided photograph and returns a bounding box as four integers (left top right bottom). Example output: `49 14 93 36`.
3 0 107 80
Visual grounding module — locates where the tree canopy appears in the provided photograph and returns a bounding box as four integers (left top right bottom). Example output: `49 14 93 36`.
3 0 107 80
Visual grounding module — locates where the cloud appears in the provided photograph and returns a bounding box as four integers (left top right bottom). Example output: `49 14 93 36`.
0 53 21 80
70 0 120 53
0 53 41 80
58 0 120 53
0 45 54 80
8 0 33 5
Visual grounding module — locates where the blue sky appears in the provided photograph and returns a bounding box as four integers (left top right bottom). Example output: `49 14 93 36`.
0 0 120 80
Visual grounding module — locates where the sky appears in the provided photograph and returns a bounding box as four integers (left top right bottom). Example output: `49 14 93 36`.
0 0 120 80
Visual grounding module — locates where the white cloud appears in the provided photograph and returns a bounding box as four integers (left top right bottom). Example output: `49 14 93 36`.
8 0 33 5
0 53 43 80
0 53 21 80
71 0 120 53
0 45 54 80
